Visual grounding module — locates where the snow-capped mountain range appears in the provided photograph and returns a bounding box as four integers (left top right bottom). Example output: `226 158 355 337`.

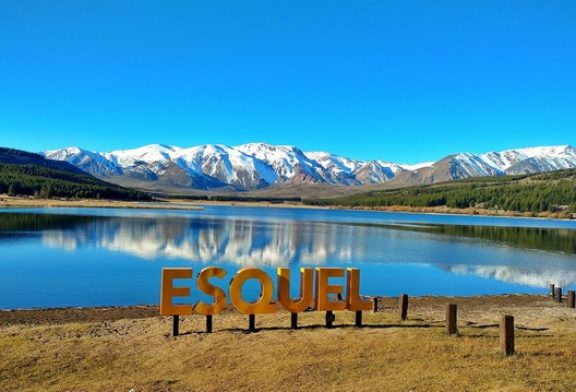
43 143 576 192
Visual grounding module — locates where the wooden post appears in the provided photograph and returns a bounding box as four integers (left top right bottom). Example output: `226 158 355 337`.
248 314 256 332
549 284 555 298
556 287 563 303
372 297 378 313
568 290 575 309
172 315 180 337
399 294 409 321
500 315 515 356
446 304 458 335
355 311 362 327
291 312 298 329
206 315 213 333
325 311 334 328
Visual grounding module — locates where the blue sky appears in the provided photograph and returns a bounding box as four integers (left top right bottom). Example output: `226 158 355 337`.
0 1 575 163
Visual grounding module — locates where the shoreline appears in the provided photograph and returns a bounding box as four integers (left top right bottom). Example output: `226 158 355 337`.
0 293 551 312
0 195 575 220
0 196 203 210
0 294 570 326
319 204 576 220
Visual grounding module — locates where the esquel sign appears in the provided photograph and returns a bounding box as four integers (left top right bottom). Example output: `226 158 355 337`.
160 267 372 315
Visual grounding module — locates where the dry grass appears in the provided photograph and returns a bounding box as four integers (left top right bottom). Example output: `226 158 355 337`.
0 196 203 210
341 204 576 219
0 196 312 211
1 195 574 219
1 296 575 391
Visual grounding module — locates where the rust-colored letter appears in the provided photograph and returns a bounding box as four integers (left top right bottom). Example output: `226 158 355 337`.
277 267 314 313
229 268 277 314
160 268 194 316
315 268 346 311
346 268 372 311
195 267 228 315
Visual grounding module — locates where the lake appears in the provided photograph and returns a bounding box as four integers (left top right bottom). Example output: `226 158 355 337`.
1 205 575 309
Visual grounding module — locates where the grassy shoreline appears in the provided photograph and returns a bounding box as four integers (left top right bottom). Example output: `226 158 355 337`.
318 203 576 219
2 295 575 391
1 195 576 220
0 196 203 210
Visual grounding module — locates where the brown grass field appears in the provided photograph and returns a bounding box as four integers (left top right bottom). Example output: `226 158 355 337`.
1 295 575 391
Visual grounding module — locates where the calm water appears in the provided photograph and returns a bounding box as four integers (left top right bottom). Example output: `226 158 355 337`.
1 205 575 309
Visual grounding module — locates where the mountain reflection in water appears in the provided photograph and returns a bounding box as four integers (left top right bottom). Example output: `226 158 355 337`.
1 211 575 289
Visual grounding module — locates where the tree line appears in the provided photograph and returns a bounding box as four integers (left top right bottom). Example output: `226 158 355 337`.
304 170 576 214
0 164 151 201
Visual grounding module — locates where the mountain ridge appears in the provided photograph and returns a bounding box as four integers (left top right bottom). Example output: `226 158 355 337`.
43 143 576 194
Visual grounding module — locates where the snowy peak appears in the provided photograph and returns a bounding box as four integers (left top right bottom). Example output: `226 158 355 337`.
306 151 362 173
398 161 434 171
417 144 576 182
44 146 123 177
236 143 326 183
474 145 576 174
449 152 504 177
512 145 575 157
43 143 576 192
352 160 405 184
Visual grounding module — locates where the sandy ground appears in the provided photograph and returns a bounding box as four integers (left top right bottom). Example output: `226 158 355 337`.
1 295 575 391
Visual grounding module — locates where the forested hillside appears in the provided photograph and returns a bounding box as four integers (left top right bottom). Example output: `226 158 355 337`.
0 164 150 201
305 169 576 214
